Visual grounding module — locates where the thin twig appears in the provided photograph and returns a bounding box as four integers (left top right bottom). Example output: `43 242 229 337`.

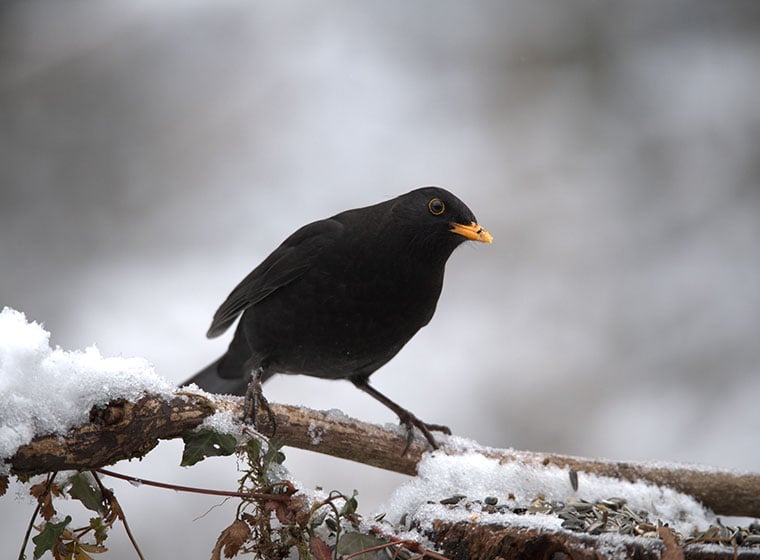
118 504 145 560
343 541 399 559
366 526 450 560
93 471 145 560
18 471 57 560
343 534 450 560
96 468 295 501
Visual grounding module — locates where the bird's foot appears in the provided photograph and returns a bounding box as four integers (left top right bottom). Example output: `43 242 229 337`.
396 411 452 455
243 371 277 437
348 377 451 454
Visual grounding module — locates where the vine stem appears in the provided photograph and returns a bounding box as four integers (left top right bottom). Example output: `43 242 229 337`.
95 468 295 500
18 471 57 560
92 471 145 560
343 538 450 560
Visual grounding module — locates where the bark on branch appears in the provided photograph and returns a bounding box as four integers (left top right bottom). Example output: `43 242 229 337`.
7 391 760 519
427 521 756 560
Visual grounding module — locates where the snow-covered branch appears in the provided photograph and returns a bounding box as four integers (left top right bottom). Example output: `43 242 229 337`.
7 391 760 519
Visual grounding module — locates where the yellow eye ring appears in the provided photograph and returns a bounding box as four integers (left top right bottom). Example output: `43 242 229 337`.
428 198 445 216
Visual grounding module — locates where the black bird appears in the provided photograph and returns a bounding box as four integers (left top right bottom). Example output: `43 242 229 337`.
185 186 492 449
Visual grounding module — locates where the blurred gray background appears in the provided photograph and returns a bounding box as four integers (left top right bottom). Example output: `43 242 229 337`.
2 0 759 557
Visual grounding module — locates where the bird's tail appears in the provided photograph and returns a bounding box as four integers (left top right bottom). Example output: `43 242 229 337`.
181 357 250 396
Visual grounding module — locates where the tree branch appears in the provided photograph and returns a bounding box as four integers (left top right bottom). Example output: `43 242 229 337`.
7 391 760 518
9 395 214 474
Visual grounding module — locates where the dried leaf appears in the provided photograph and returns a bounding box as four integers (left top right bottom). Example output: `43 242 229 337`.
51 540 73 560
658 525 684 560
77 543 107 553
211 518 251 560
30 478 61 518
30 480 49 499
36 490 57 521
264 499 296 525
240 512 258 527
106 493 124 524
0 475 8 496
73 542 100 560
77 542 108 555
43 497 57 521
310 536 332 560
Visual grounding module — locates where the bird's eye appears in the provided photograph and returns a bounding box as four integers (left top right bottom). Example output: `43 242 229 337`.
428 198 445 216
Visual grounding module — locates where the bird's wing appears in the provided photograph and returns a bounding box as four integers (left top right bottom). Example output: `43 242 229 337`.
206 218 344 338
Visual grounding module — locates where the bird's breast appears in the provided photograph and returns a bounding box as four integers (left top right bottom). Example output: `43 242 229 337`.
245 253 445 379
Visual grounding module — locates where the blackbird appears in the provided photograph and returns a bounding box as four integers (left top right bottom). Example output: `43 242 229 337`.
185 186 492 449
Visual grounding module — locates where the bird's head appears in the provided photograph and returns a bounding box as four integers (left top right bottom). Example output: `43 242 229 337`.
391 186 492 259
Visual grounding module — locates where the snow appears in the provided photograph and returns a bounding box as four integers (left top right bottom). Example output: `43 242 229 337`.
322 408 353 422
379 449 716 537
198 408 242 436
307 420 325 445
0 307 174 465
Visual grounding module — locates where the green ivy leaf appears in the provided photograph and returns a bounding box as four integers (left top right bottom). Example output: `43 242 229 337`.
340 490 359 517
90 516 109 545
181 429 238 466
67 473 104 514
261 436 286 469
245 438 262 464
32 515 71 559
309 507 329 530
336 532 391 559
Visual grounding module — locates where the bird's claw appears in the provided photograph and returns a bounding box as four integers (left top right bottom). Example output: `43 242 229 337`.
424 422 452 436
398 413 451 455
243 373 277 437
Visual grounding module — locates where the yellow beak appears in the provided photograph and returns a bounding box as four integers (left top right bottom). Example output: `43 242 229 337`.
449 221 493 243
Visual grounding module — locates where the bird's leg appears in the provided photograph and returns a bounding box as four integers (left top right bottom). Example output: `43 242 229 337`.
350 378 451 454
244 367 277 436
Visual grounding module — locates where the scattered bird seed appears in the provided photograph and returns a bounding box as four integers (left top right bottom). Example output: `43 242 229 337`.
439 494 467 505
569 469 579 491
432 493 760 550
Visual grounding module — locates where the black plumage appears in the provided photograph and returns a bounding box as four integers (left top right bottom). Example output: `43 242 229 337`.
184 186 492 448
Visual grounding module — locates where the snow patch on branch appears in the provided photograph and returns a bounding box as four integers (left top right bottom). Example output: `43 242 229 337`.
380 450 715 537
0 307 174 463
